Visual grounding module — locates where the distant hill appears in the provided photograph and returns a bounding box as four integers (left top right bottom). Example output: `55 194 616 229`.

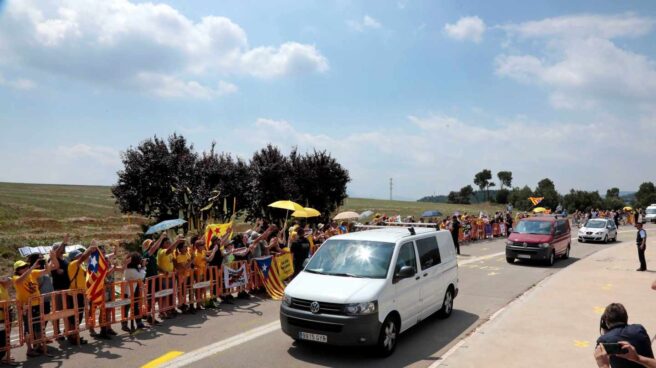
418 190 498 203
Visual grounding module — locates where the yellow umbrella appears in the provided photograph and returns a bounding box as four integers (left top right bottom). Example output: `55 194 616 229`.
533 207 547 213
268 200 304 212
292 207 321 218
623 206 633 211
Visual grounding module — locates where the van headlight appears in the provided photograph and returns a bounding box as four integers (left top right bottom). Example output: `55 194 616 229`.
344 301 377 315
282 293 292 306
538 243 550 248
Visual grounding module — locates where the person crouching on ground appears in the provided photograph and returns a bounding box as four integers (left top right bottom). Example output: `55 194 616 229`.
13 249 57 357
596 303 654 368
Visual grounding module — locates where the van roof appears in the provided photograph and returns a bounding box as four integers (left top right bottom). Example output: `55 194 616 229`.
329 227 442 243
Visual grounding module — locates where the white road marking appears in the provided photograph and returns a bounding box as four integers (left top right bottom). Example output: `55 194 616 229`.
158 320 281 368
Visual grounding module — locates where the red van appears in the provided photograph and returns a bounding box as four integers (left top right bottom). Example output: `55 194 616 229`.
505 216 571 266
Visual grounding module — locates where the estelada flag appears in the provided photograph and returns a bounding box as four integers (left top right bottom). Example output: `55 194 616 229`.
528 197 544 206
204 222 233 249
86 250 108 304
255 256 286 300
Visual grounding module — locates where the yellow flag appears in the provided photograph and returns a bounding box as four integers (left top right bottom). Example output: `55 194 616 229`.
204 222 233 248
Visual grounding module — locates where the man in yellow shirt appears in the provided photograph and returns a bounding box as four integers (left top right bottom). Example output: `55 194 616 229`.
13 250 57 357
66 244 97 345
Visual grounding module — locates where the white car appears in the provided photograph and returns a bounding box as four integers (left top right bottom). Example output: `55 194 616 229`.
578 218 617 243
280 227 459 356
646 204 656 223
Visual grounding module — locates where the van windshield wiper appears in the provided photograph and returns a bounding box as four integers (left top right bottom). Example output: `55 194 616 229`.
304 269 324 275
326 272 364 278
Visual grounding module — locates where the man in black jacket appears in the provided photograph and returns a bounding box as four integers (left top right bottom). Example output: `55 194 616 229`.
596 303 654 368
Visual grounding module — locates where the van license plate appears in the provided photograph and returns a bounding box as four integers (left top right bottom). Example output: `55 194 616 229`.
299 332 327 343
517 254 531 259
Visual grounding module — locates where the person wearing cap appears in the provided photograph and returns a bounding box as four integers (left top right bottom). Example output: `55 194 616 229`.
13 249 58 357
66 242 98 345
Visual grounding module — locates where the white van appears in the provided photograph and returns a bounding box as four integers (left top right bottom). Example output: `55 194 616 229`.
280 227 459 356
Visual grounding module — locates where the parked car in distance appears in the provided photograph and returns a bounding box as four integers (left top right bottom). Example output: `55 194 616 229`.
505 216 571 266
646 204 656 223
578 218 617 243
280 227 459 357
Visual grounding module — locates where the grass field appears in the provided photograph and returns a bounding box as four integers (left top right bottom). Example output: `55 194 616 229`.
0 182 503 275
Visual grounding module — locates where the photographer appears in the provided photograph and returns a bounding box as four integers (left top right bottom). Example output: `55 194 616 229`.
596 303 654 368
596 342 656 368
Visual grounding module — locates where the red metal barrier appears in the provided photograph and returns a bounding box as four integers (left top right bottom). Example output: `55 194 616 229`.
97 280 146 328
0 300 21 364
145 273 177 319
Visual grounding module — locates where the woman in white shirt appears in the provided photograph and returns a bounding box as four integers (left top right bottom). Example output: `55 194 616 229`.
122 252 147 333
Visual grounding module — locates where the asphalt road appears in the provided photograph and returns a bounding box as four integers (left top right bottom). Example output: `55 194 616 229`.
17 224 640 368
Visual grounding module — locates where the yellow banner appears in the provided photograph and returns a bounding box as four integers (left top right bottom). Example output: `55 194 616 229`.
275 252 294 280
204 222 233 248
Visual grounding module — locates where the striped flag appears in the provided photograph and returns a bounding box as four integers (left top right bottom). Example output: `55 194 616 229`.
86 251 108 304
254 256 286 300
528 197 544 206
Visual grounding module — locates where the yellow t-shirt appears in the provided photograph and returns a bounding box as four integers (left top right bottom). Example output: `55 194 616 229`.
175 249 191 277
13 269 45 306
157 249 174 273
193 249 206 271
0 283 10 320
68 259 87 291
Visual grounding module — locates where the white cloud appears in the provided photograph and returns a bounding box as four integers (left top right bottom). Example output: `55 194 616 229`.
500 13 654 40
136 73 238 99
0 0 328 98
0 74 36 90
348 15 382 32
444 16 486 43
496 13 656 110
227 113 656 199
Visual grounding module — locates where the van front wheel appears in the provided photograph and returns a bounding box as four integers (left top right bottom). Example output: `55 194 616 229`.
376 316 399 357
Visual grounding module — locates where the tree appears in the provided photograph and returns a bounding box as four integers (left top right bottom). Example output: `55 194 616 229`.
606 187 620 199
562 190 604 212
473 169 492 201
112 134 197 222
192 143 251 223
245 145 297 222
459 185 474 204
447 191 460 204
508 186 534 211
634 182 656 209
534 178 561 210
497 171 513 189
496 189 510 204
289 148 350 221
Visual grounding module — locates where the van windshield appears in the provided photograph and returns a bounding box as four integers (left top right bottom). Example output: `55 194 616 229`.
304 239 395 279
514 220 552 235
647 208 656 215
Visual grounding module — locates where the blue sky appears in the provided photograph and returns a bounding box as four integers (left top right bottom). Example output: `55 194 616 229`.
1 0 655 200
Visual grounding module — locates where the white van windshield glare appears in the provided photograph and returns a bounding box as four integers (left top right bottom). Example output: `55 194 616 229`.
304 239 395 279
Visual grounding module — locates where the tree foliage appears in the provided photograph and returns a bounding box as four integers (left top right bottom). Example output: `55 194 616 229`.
112 134 197 222
635 182 656 209
534 178 561 210
497 171 513 189
496 188 510 204
473 169 493 201
508 186 534 211
562 190 604 212
112 135 350 225
447 185 474 204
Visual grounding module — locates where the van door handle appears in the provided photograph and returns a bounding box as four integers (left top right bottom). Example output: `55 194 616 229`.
423 273 428 277
415 276 420 280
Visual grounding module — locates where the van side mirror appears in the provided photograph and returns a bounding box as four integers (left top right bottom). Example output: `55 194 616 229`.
393 266 415 283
